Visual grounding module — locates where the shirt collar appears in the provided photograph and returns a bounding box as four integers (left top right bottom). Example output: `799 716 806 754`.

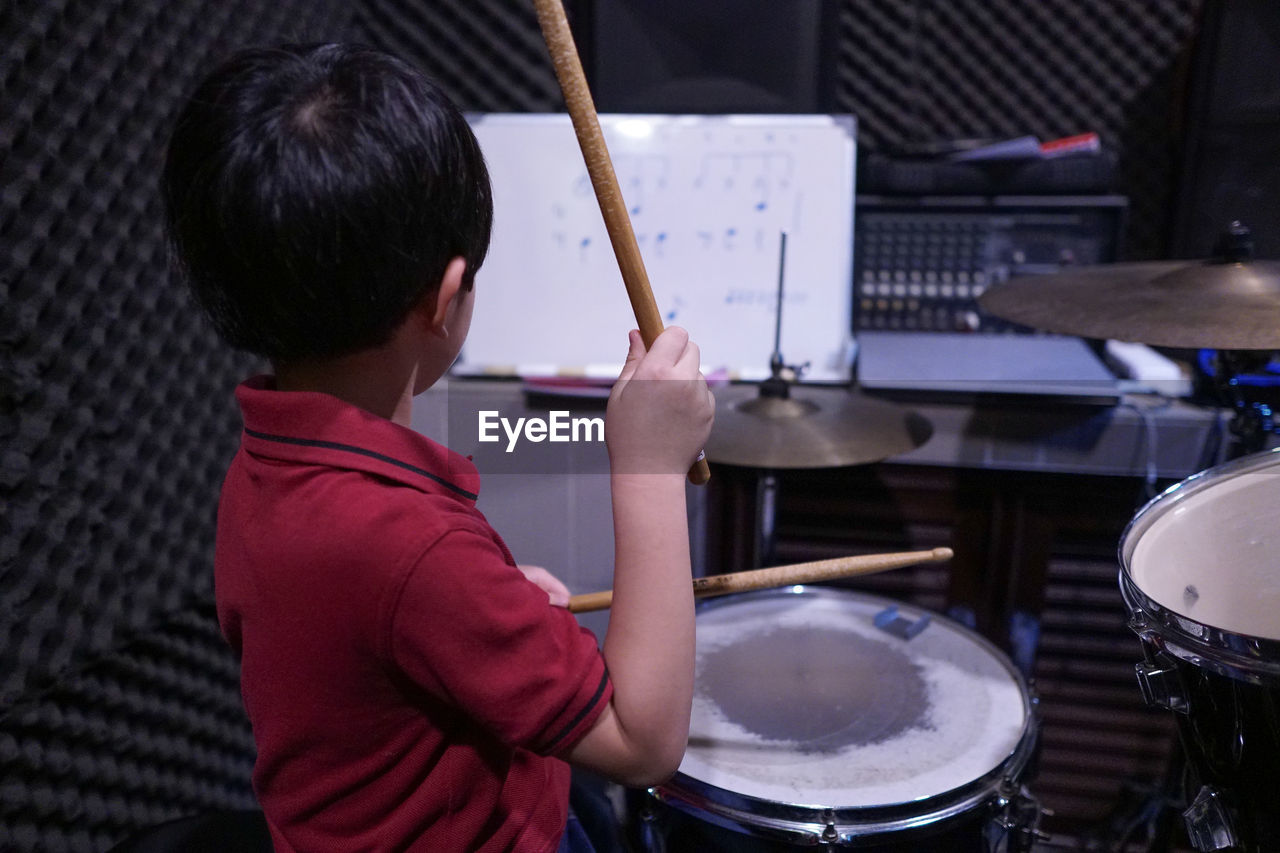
234 375 480 502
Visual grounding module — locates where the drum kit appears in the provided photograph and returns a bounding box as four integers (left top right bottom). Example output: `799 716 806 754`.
527 8 1278 845
631 224 1280 852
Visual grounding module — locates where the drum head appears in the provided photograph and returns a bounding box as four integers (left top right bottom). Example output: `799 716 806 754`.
678 587 1030 812
1124 448 1280 641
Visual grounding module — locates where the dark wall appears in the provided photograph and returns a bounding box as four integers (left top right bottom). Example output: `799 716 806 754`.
1 2 353 848
1172 0 1280 258
1 2 572 848
828 0 1204 260
355 0 572 111
584 0 1205 260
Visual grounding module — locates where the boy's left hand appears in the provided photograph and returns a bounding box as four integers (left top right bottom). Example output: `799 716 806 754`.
517 565 571 608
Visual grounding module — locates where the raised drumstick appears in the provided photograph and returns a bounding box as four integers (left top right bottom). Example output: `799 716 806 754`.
532 0 712 486
567 547 954 613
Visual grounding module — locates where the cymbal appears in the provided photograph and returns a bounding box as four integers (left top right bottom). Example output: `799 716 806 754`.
705 384 933 469
978 259 1280 350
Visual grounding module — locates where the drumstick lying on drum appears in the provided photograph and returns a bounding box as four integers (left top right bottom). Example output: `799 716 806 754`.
532 0 712 486
567 547 954 613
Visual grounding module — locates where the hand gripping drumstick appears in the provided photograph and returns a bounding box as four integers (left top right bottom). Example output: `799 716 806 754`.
567 547 954 613
533 0 712 486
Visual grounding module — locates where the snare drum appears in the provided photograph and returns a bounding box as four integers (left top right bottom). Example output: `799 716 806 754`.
635 587 1040 851
1120 448 1280 853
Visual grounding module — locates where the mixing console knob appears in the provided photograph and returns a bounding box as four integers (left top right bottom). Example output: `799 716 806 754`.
957 310 981 332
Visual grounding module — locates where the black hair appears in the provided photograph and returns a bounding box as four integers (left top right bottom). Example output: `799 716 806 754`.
161 43 492 362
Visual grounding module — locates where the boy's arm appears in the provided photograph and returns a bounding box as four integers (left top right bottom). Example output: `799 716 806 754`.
562 328 714 787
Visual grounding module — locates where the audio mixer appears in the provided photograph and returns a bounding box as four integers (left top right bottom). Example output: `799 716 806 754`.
853 195 1128 334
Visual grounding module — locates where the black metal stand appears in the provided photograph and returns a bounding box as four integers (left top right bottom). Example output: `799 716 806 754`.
1203 350 1280 459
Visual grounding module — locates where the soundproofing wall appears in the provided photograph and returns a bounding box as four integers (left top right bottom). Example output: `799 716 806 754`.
1172 0 1280 259
580 0 1205 261
830 0 1205 259
2 1 353 848
354 0 574 111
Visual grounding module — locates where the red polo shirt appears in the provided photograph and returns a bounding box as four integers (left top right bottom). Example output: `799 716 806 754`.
215 377 611 852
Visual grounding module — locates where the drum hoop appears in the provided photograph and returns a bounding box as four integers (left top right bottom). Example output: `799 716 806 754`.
654 734 1038 843
662 585 1038 840
1118 447 1280 684
1119 572 1280 685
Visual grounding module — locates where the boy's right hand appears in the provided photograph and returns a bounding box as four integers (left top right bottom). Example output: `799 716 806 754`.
605 328 715 475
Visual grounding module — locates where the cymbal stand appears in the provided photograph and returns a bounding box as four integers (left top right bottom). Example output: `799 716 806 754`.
755 472 780 568
1192 224 1280 458
1202 349 1278 459
751 232 809 567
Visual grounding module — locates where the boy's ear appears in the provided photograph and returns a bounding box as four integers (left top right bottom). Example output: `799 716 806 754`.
426 257 469 336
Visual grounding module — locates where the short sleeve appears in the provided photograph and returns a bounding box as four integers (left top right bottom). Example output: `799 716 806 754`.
387 526 612 755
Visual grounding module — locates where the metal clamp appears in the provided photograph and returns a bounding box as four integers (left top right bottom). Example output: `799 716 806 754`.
986 782 1051 852
1134 653 1188 713
1183 786 1239 852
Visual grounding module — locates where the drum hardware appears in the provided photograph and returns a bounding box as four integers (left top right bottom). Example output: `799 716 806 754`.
761 231 808 396
987 782 1051 851
1133 649 1190 714
705 349 932 474
639 587 1045 851
742 234 806 567
873 604 932 640
819 809 839 845
979 220 1280 455
1183 785 1240 852
706 231 932 473
706 232 932 571
1120 448 1280 853
705 380 932 575
981 222 1280 848
644 772 1049 851
977 221 1280 350
756 471 779 567
1197 347 1280 458
1128 612 1193 714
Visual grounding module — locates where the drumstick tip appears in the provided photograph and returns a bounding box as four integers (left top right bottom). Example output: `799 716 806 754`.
931 547 954 561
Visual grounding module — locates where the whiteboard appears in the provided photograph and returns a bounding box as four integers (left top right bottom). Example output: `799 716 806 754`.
457 114 856 381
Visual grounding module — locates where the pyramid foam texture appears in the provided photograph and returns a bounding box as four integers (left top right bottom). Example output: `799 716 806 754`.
2 1 351 849
830 0 1204 258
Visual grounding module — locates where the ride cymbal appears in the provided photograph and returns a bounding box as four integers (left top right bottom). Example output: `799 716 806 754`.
978 259 1280 350
705 384 932 469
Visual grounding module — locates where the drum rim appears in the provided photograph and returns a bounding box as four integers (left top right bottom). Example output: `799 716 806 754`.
658 585 1038 841
1119 447 1280 683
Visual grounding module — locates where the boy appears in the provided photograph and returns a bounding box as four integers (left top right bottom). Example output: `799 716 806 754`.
162 43 714 851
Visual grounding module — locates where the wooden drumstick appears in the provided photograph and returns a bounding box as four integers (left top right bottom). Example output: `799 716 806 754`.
567 547 954 613
532 0 712 486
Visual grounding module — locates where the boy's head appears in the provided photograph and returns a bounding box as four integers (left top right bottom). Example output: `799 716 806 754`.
162 43 492 364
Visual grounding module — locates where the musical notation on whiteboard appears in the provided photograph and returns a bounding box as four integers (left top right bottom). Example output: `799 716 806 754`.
459 114 856 381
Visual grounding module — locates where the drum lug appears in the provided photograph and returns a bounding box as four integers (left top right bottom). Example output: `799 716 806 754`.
1134 655 1188 714
1183 785 1239 851
820 808 838 844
